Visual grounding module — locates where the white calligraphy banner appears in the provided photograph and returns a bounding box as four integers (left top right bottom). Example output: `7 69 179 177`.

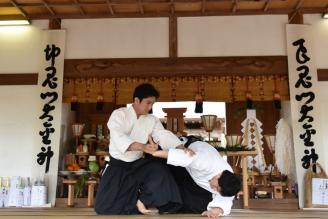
34 30 66 206
286 24 321 208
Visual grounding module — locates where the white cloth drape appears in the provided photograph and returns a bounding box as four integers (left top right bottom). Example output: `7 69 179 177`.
241 110 266 173
275 118 296 182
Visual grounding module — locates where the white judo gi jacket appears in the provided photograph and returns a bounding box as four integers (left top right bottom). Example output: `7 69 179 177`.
108 106 182 162
166 141 234 215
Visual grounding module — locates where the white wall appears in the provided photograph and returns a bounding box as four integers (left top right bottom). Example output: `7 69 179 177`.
0 24 45 178
178 15 288 57
304 14 328 68
0 86 39 176
62 18 169 58
61 15 288 59
0 25 44 72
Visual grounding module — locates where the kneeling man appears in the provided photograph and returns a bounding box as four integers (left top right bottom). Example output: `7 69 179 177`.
151 134 241 218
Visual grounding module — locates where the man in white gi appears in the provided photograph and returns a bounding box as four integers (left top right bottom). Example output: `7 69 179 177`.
151 134 241 218
94 83 183 215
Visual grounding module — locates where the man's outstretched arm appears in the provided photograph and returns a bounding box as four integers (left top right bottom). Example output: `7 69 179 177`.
152 150 169 159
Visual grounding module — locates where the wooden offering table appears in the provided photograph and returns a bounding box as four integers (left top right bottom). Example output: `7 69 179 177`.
220 150 258 208
62 178 98 207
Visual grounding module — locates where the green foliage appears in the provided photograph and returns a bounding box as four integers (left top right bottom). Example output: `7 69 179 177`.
75 174 88 198
214 144 256 152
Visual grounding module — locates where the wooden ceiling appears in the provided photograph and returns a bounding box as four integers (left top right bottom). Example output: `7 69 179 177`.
0 0 328 20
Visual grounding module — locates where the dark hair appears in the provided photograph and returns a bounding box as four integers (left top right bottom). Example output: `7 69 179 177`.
184 135 202 148
219 170 241 197
133 83 160 101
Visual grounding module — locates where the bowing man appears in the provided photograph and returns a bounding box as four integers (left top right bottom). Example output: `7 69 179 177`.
152 134 241 218
94 83 183 215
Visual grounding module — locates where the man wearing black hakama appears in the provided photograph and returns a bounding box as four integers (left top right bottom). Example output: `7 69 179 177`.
94 83 182 215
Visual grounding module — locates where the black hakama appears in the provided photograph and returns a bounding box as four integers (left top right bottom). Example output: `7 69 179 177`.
169 137 212 213
94 156 182 215
169 165 212 213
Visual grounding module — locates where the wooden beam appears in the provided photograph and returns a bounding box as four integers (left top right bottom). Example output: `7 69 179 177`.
5 0 328 20
202 0 207 14
73 0 86 15
299 7 328 14
232 0 238 13
170 0 175 15
263 0 271 12
9 0 28 19
64 56 288 78
1 0 326 16
295 0 304 11
138 0 144 14
169 16 178 58
4 9 306 20
0 0 287 7
0 15 27 20
288 0 304 23
105 0 115 15
42 0 56 16
0 74 38 85
317 69 328 81
288 11 303 24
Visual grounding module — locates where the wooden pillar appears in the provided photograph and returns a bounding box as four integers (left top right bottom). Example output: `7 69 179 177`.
63 179 77 207
87 180 97 207
288 10 303 24
49 18 61 29
169 16 177 58
242 156 249 208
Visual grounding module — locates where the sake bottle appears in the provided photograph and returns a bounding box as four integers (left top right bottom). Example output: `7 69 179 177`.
0 177 3 208
16 177 24 207
23 177 31 206
38 177 47 206
31 178 39 206
2 177 10 207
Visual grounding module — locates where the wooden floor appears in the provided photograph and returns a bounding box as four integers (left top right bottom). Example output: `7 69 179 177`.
0 208 328 219
55 197 300 210
1 199 326 219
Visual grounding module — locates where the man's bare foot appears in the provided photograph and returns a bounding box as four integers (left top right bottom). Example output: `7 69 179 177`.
136 199 152 215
